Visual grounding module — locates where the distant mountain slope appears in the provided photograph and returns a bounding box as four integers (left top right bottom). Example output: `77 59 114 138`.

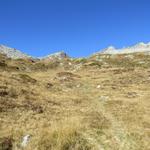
0 45 68 60
1 42 150 60
99 42 150 54
0 45 30 59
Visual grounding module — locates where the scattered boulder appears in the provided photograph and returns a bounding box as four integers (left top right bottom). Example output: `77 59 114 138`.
99 96 109 102
76 84 81 88
97 85 101 89
21 135 31 148
138 61 145 64
72 63 83 72
124 55 134 59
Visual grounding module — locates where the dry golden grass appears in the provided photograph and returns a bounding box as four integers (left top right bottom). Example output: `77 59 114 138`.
0 53 150 150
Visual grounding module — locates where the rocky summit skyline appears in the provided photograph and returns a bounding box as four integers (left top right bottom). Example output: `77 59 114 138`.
100 42 150 54
1 42 150 59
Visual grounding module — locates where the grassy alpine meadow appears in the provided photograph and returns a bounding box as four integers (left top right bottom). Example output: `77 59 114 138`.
0 53 150 150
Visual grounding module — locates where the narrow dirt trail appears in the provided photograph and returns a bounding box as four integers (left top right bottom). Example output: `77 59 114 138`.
94 99 136 150
80 81 137 150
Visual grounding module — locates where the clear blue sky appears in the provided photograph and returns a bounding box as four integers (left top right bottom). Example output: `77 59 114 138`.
0 0 150 57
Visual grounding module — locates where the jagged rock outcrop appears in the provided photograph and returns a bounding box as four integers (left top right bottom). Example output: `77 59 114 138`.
0 45 30 59
42 51 69 60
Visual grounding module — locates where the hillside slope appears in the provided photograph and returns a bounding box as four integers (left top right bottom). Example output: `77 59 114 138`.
0 52 150 150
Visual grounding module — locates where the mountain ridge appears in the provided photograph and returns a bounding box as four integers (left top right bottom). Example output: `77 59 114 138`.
1 42 150 59
99 42 150 54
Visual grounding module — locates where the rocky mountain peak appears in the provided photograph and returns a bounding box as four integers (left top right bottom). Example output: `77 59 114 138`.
133 42 150 48
0 45 69 60
42 51 69 60
0 45 30 59
99 42 150 54
101 46 118 54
